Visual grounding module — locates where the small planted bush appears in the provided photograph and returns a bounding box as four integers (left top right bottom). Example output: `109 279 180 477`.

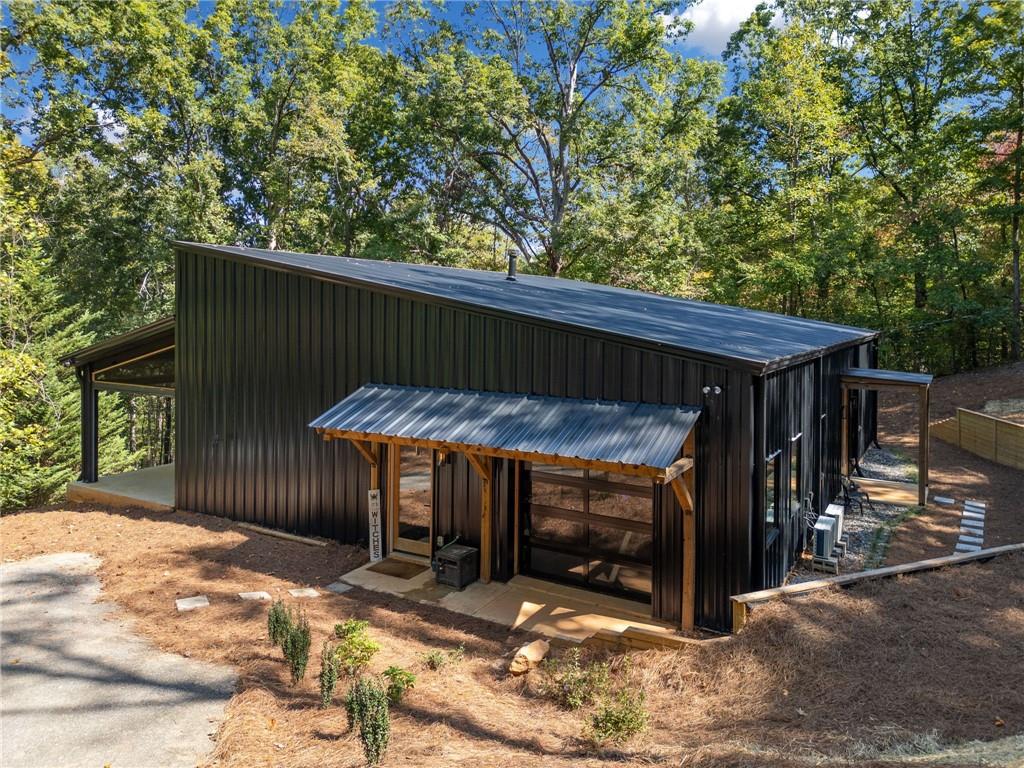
345 677 390 766
319 641 340 708
421 643 465 671
282 612 311 684
334 619 380 675
267 600 292 646
589 688 649 745
539 647 610 710
383 665 416 704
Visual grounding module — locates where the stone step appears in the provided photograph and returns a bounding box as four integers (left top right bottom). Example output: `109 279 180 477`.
955 542 982 553
288 587 320 598
960 518 985 530
964 499 987 508
238 591 271 601
176 595 209 611
958 533 984 545
962 510 985 520
933 495 956 506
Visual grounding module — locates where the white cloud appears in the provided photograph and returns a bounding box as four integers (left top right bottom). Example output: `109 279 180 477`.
664 0 774 56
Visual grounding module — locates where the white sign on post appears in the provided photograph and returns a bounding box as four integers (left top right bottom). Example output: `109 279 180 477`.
368 489 383 562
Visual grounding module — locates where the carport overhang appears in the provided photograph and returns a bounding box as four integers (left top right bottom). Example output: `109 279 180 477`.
841 368 933 506
61 317 175 483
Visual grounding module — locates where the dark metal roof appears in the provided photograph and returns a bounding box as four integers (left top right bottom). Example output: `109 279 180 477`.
310 384 701 478
60 316 175 368
842 368 933 388
174 242 878 373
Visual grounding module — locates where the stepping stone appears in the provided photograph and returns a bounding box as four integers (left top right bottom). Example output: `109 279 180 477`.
326 581 352 594
238 591 271 601
955 542 982 553
288 588 319 598
962 510 985 520
958 534 984 545
176 595 209 612
961 518 984 530
965 499 987 509
933 496 956 506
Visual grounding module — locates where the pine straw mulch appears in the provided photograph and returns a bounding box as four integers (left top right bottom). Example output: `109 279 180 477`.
877 361 1024 564
2 503 1023 767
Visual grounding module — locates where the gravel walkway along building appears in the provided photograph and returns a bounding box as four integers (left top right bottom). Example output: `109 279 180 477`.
0 552 236 768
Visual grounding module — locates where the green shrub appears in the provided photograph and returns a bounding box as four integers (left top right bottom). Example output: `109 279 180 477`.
539 647 610 710
333 618 380 675
383 666 416 704
319 641 340 709
267 600 292 647
421 643 465 671
345 677 390 766
282 612 311 684
589 688 648 745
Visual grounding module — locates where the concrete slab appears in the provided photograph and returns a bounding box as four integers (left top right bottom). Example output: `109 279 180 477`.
238 591 271 601
933 496 956 505
962 510 985 520
965 499 987 509
176 595 209 612
66 463 175 512
288 588 319 598
1 553 235 768
339 558 675 643
960 518 985 529
955 542 982 553
958 534 984 545
325 581 352 594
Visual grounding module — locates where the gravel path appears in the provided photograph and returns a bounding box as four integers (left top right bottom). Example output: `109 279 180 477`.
0 552 236 768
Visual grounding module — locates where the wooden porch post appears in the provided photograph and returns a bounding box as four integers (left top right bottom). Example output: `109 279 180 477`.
669 432 697 632
918 385 930 506
465 452 492 583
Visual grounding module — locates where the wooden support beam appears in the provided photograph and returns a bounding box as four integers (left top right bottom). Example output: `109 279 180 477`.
670 475 696 632
463 453 493 584
663 456 694 483
840 385 850 479
348 439 378 468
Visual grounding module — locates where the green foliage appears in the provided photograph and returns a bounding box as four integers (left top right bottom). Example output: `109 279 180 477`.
539 648 610 710
345 677 391 766
420 644 464 671
589 688 649 745
267 600 292 647
319 640 340 709
282 612 311 684
382 665 416 705
333 619 380 675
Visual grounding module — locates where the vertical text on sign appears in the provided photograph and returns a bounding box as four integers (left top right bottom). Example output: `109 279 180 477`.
368 489 383 562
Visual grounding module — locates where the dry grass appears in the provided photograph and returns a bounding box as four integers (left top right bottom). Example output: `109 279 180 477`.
2 503 1022 767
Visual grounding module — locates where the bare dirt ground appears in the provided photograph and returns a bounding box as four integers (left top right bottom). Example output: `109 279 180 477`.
880 361 1024 564
2 504 1022 768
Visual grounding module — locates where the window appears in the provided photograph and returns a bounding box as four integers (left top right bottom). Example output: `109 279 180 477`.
765 451 780 527
790 433 802 514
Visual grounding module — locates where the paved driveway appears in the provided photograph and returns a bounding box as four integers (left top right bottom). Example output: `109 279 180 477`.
1 553 236 768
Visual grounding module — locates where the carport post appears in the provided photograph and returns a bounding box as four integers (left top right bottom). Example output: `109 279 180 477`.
77 364 99 483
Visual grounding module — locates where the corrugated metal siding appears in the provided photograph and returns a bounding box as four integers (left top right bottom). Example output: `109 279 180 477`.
756 340 877 589
175 248 774 631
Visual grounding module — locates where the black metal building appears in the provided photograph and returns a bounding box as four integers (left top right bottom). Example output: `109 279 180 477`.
68 242 890 632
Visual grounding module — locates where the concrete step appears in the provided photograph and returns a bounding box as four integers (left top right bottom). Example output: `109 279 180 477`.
962 510 985 520
958 534 984 546
955 542 982 553
960 519 985 530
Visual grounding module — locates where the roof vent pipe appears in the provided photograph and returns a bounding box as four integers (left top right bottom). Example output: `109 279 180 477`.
506 253 517 281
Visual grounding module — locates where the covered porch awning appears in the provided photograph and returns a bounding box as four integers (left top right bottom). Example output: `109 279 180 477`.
841 367 933 506
310 384 701 482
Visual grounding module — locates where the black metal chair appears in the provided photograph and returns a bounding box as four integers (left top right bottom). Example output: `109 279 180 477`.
842 476 875 515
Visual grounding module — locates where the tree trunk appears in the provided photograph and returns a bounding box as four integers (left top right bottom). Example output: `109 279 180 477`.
1011 123 1022 359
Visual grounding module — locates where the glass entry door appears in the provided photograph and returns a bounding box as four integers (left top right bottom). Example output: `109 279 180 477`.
391 445 433 557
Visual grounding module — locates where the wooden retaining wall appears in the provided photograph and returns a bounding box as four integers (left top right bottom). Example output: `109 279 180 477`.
932 409 1024 471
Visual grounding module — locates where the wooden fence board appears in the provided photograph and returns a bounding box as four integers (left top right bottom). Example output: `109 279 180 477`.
932 408 1024 471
